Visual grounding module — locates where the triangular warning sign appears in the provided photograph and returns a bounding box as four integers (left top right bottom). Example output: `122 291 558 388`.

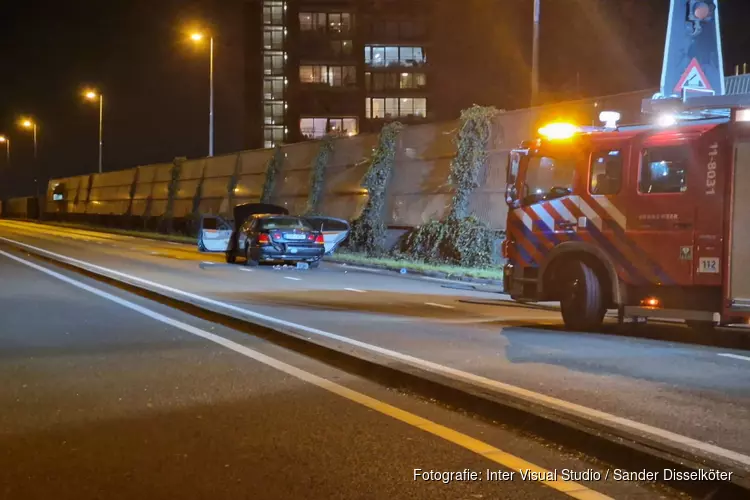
673 58 713 92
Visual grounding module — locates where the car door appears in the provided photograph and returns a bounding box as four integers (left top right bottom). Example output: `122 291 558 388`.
198 214 233 253
303 216 351 254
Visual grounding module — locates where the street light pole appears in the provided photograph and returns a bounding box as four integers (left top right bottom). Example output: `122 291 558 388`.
531 0 541 106
191 31 215 157
84 90 104 173
98 94 104 173
32 123 37 160
0 137 9 167
209 36 215 157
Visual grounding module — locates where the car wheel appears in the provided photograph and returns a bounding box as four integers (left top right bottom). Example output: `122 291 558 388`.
559 261 606 331
244 245 259 267
309 259 320 269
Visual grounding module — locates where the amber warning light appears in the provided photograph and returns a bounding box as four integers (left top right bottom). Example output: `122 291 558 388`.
641 297 661 308
538 122 578 140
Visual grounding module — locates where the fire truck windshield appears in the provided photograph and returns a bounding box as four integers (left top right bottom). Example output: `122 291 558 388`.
518 154 577 205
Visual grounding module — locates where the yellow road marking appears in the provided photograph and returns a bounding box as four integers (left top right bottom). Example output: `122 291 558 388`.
1 245 612 500
0 220 212 262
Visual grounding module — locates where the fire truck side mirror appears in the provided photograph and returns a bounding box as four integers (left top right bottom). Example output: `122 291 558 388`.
505 184 517 205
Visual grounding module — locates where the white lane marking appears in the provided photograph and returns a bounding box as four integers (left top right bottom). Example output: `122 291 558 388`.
0 248 605 500
2 236 749 469
344 288 366 293
718 353 750 362
432 316 560 325
425 302 455 309
239 268 254 273
202 261 214 265
284 277 302 281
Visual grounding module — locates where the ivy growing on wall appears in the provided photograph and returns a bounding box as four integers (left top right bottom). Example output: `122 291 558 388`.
400 105 500 267
305 135 334 216
160 156 185 233
448 105 498 219
260 146 284 204
349 121 403 255
226 154 242 215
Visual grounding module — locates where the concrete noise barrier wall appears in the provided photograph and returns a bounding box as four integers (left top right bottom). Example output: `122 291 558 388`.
43 89 651 233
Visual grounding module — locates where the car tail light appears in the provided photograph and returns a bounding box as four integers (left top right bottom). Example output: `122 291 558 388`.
272 232 282 240
315 234 325 245
307 234 315 241
258 234 270 244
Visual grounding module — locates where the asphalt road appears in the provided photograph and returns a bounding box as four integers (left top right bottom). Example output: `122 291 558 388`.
1 220 749 469
0 242 677 500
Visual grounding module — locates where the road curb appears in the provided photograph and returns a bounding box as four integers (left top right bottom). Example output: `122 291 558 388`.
3 240 748 498
325 258 505 289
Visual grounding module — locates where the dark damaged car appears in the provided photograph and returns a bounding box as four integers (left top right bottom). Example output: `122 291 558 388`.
197 203 350 269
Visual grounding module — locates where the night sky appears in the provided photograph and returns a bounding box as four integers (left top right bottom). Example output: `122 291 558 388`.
1 0 749 198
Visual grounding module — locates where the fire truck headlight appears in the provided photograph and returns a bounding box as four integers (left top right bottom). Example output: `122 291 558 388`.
538 122 578 140
657 114 677 127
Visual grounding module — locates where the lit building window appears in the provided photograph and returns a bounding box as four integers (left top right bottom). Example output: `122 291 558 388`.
263 77 285 100
300 12 352 34
301 117 358 139
365 98 427 119
263 52 285 75
300 65 327 84
262 2 284 25
399 72 426 89
300 118 328 139
263 102 285 125
300 65 356 87
365 72 426 91
263 27 285 50
365 46 425 68
264 126 285 147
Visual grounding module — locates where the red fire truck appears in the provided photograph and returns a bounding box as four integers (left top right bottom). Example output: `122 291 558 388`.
502 95 750 331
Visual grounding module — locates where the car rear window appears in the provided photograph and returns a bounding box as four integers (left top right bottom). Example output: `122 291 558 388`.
259 217 312 230
305 217 349 232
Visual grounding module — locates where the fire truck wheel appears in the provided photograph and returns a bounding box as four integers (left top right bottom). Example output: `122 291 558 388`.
560 260 606 332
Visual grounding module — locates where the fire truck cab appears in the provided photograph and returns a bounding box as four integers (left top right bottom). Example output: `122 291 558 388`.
503 95 750 332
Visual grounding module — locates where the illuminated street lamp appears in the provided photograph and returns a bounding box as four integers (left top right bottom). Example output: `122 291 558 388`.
19 118 37 160
0 135 9 166
83 89 104 173
189 30 215 157
19 117 39 196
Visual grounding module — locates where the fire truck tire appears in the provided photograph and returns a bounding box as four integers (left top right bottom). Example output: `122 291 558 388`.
560 260 606 332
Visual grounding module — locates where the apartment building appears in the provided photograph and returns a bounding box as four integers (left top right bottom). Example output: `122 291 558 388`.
244 0 525 149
